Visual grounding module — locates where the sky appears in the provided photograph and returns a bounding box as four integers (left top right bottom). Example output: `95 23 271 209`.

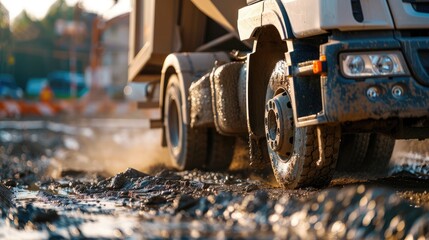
0 0 131 22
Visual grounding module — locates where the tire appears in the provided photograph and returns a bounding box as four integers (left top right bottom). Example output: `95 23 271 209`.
360 133 395 175
336 133 371 172
265 61 341 189
204 129 235 171
164 74 207 170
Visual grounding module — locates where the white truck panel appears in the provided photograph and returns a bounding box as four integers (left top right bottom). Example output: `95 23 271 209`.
322 0 394 30
238 0 396 40
387 0 429 29
238 2 264 40
281 0 327 38
283 0 394 38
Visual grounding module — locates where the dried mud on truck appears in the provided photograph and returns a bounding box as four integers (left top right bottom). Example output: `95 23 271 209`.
128 0 429 188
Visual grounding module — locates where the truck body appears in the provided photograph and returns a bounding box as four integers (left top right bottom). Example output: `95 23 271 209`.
129 0 429 188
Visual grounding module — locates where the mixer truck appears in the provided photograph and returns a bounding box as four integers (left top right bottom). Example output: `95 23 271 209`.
128 0 429 189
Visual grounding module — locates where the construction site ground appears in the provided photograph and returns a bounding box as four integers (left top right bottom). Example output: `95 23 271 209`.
0 117 429 239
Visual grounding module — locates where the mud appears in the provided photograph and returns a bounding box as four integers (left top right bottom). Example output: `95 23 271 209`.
1 119 429 239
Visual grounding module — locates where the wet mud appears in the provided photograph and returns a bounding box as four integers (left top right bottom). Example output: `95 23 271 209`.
1 119 429 239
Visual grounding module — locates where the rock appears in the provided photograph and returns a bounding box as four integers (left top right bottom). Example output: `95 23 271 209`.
4 179 17 188
245 183 259 193
241 190 269 213
0 183 13 217
8 203 59 229
155 170 182 180
135 179 152 189
173 195 198 212
122 168 149 178
109 168 149 190
109 174 127 189
144 196 167 205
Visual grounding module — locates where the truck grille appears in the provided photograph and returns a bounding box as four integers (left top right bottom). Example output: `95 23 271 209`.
418 50 429 74
403 0 429 13
413 3 429 13
398 38 429 86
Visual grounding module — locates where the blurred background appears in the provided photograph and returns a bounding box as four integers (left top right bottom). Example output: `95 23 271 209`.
0 0 169 175
0 0 151 117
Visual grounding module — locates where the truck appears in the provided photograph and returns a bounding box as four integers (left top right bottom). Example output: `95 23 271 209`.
128 0 429 189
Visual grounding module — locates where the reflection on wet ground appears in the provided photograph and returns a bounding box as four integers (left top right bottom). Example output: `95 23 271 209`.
0 119 429 239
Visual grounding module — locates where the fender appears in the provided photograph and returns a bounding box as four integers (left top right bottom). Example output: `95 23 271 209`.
159 52 230 125
238 0 294 41
245 25 288 163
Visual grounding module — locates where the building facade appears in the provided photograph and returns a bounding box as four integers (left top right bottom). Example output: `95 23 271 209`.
101 13 129 97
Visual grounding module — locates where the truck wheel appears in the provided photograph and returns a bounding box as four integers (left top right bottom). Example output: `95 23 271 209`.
204 129 235 171
360 133 395 175
336 133 370 172
164 74 207 170
265 85 340 189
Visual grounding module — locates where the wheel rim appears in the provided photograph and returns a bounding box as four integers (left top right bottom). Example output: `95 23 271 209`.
167 96 182 156
264 92 295 159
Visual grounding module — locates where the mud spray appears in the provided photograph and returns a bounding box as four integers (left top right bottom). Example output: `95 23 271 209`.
49 118 171 177
390 139 429 178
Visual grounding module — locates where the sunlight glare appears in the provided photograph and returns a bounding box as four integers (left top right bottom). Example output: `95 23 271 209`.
0 0 130 23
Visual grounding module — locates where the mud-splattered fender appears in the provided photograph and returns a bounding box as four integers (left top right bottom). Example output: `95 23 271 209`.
159 53 230 125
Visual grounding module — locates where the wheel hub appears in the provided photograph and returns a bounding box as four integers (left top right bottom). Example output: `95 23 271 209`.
264 92 295 157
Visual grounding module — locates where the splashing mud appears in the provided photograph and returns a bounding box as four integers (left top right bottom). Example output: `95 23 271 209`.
391 140 429 179
0 119 170 177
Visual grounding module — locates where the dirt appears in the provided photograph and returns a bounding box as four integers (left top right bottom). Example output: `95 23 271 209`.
1 119 429 239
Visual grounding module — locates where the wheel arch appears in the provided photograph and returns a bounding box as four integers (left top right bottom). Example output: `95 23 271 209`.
238 0 294 42
246 25 288 142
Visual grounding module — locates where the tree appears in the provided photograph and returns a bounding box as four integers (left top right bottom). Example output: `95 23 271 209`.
10 0 93 89
0 2 13 73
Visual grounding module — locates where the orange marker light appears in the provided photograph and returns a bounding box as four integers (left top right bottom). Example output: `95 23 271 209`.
313 56 327 75
313 61 323 74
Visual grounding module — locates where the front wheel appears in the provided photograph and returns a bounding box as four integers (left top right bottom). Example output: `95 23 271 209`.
265 62 341 189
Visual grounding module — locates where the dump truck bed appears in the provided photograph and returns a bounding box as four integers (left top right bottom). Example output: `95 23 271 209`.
128 0 246 83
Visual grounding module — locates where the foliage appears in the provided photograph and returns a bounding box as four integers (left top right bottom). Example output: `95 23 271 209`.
9 0 93 88
0 2 12 73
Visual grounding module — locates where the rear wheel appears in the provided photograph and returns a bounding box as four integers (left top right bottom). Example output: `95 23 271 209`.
360 133 395 174
164 74 207 170
164 74 235 171
336 133 371 172
265 62 341 189
204 129 235 171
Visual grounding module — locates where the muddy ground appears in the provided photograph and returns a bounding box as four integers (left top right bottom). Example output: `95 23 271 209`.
0 118 429 239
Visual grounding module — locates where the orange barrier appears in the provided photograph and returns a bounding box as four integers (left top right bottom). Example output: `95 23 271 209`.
0 100 66 118
0 100 140 118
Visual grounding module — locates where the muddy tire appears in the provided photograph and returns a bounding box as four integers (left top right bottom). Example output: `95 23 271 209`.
360 133 395 174
204 129 235 171
268 124 341 189
265 64 341 189
164 74 207 170
336 133 371 172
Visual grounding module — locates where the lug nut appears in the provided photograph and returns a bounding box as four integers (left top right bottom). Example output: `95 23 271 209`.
392 85 405 98
367 86 381 100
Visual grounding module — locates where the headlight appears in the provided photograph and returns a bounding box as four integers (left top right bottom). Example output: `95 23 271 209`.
340 51 409 78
